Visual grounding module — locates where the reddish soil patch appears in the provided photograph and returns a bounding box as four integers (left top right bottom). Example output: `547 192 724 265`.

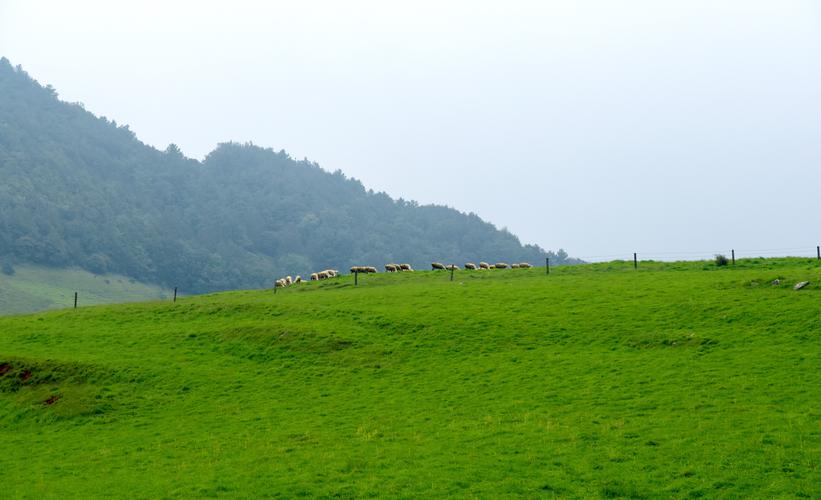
20 370 32 382
0 363 10 376
43 394 61 406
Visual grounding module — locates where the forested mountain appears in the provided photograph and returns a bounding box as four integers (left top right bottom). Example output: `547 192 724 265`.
0 58 577 292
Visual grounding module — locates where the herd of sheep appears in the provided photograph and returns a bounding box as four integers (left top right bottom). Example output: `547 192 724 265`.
273 261 532 289
274 275 301 288
311 269 339 281
433 262 532 270
381 264 413 272
273 268 340 288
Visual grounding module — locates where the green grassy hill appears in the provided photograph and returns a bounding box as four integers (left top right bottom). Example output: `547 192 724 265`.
0 265 170 316
0 259 818 498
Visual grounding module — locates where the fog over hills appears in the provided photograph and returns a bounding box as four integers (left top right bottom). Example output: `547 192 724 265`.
4 2 818 260
0 59 576 292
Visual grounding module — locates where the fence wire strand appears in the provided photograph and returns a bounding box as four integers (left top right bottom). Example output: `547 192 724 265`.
576 245 819 262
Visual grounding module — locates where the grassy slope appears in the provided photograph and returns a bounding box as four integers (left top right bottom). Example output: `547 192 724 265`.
0 265 169 315
0 259 818 498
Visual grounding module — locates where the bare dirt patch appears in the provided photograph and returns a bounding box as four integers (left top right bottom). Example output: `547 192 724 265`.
43 394 62 405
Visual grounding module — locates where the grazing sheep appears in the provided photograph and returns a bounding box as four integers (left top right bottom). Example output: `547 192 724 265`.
465 263 477 270
385 264 399 272
286 276 293 285
479 262 490 269
310 273 319 281
494 262 509 269
399 263 413 271
274 279 286 288
432 262 446 270
366 266 377 273
518 263 532 269
445 264 460 271
511 264 520 269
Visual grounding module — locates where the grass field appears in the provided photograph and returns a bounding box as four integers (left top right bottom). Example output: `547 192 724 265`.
0 264 170 316
0 258 818 498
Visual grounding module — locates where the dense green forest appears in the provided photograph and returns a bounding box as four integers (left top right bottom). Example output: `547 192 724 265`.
0 58 577 292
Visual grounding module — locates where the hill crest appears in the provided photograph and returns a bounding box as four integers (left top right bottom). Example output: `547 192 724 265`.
0 57 577 293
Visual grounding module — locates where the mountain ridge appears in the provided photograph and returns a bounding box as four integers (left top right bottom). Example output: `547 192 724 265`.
0 57 577 292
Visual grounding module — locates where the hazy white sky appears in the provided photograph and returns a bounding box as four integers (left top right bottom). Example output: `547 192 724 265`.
2 0 820 260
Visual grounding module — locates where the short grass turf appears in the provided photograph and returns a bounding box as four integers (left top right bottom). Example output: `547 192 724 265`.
0 264 169 316
0 258 818 498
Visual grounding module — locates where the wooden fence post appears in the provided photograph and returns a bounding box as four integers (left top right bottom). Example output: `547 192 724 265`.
732 249 735 265
173 287 177 302
450 265 455 281
74 292 78 309
546 257 550 275
354 270 358 286
633 253 637 270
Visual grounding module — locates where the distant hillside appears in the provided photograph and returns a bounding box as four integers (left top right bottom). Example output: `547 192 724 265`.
0 264 168 315
0 58 578 292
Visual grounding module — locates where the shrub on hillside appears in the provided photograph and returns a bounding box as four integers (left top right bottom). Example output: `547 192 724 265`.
714 254 729 267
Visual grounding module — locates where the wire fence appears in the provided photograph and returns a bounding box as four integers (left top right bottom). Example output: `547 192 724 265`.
575 245 821 263
52 244 820 309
